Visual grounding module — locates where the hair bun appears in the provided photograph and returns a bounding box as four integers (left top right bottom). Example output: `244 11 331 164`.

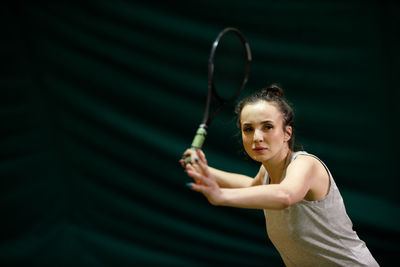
261 84 284 98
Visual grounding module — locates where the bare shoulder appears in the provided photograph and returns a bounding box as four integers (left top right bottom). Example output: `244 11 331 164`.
288 155 320 171
288 154 330 201
285 154 328 187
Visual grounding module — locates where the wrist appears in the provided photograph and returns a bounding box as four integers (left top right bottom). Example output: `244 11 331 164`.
216 188 229 206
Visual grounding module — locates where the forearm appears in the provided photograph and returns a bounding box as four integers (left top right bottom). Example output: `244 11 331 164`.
208 167 253 188
219 185 290 210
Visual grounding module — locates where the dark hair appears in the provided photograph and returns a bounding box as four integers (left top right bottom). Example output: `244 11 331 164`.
235 84 296 150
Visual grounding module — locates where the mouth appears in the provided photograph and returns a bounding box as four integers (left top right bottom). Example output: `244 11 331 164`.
253 147 267 153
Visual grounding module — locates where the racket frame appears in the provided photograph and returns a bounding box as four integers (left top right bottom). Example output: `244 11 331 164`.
185 27 251 164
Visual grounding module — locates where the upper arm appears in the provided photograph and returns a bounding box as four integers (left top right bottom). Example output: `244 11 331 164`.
279 155 318 205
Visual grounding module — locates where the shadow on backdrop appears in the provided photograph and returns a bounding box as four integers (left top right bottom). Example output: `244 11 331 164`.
2 1 399 266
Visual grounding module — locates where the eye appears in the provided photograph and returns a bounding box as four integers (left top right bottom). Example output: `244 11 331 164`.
264 124 273 130
243 126 253 132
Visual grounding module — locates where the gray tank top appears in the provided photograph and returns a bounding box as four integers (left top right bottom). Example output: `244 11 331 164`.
263 151 379 266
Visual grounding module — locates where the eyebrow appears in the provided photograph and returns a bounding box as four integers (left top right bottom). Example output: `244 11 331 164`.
242 120 274 126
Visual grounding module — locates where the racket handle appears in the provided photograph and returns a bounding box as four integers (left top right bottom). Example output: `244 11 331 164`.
184 124 207 164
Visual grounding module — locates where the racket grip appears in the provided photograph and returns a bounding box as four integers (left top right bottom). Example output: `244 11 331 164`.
184 124 207 164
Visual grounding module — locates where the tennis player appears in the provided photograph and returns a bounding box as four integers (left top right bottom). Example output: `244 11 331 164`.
181 84 379 266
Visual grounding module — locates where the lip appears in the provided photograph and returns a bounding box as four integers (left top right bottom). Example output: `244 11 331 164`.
253 147 267 153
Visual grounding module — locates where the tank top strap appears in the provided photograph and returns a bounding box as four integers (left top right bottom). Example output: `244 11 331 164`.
263 169 269 185
290 151 310 162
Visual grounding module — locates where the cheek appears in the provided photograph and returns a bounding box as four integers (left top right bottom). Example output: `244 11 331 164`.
272 129 286 143
241 133 248 145
241 134 252 149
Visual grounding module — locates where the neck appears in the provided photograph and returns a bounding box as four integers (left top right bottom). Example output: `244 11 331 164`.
262 147 292 184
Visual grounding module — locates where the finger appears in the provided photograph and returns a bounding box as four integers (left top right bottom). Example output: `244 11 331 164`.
184 160 201 172
189 156 203 174
191 151 199 165
186 166 203 184
179 159 186 168
182 149 200 165
186 182 207 194
183 148 196 158
194 152 210 177
186 168 211 186
185 164 204 184
182 149 193 158
197 149 207 165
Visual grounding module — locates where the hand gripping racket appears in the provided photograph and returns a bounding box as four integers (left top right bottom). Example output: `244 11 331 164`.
184 27 252 164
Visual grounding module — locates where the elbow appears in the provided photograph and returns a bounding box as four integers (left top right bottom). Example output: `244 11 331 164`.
276 190 293 210
280 195 291 210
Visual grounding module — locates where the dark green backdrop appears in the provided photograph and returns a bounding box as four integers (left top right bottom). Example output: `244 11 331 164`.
2 1 399 266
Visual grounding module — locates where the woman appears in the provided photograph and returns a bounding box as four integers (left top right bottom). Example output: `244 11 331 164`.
180 84 379 266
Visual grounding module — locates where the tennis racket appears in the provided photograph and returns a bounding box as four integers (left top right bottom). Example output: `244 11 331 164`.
184 27 252 164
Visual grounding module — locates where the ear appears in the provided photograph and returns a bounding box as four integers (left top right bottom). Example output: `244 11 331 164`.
284 125 292 142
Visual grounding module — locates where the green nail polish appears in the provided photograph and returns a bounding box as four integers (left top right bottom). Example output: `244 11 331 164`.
185 182 192 188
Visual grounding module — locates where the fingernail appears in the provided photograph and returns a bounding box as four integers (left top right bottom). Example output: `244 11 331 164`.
185 182 192 188
194 157 199 163
184 169 187 173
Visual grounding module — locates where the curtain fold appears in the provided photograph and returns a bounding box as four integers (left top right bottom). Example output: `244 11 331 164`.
2 1 399 265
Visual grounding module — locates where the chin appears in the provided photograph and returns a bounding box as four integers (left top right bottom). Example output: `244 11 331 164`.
251 154 269 163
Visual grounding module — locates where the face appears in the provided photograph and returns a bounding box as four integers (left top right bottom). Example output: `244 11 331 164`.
240 101 292 163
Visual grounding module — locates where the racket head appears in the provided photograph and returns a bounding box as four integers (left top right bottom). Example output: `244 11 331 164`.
202 27 252 126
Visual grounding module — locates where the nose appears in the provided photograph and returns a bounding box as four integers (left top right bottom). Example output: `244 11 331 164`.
253 128 263 143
